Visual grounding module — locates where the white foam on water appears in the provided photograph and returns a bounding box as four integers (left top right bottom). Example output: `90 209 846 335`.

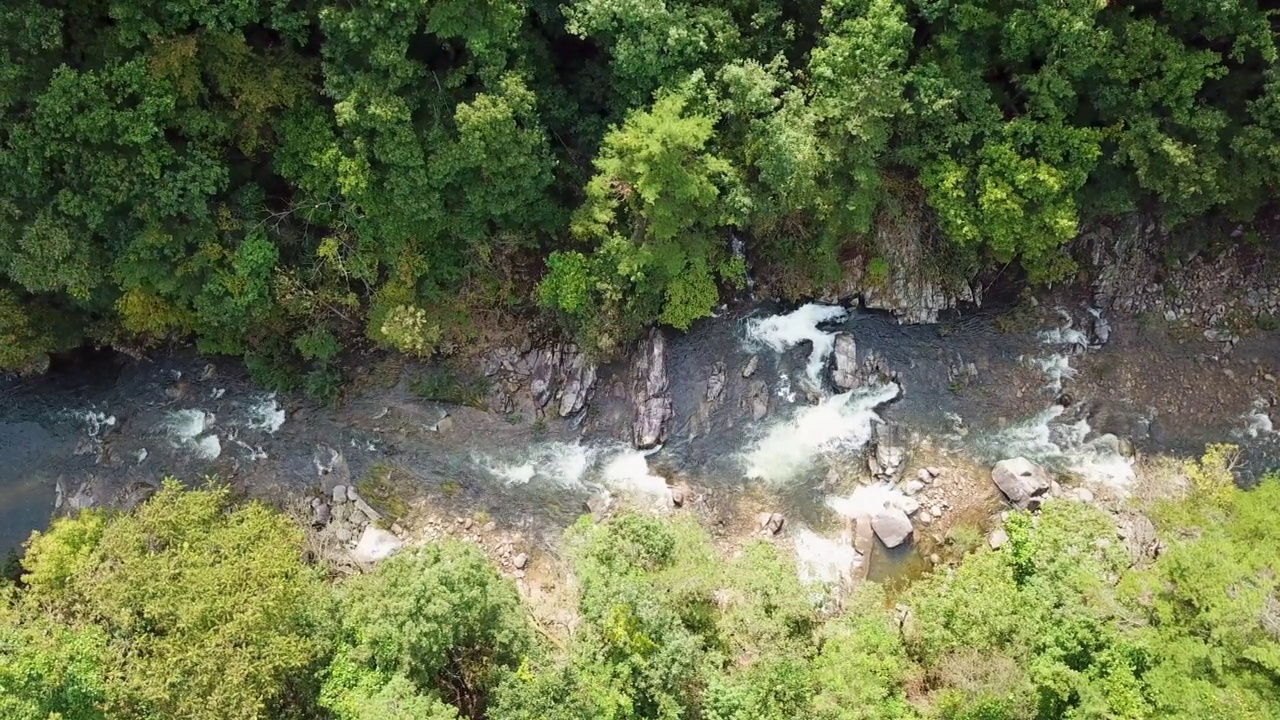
1034 354 1076 393
234 439 268 462
744 383 900 484
793 527 861 585
67 409 116 438
745 303 849 385
826 482 906 519
1038 327 1089 349
159 409 222 460
191 435 222 461
162 409 209 441
776 373 797 402
600 448 672 499
483 442 594 489
979 406 1136 495
243 394 286 433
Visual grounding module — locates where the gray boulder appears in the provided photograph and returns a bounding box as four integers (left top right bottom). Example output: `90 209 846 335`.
557 347 598 417
872 508 913 548
831 333 859 390
632 329 673 448
991 457 1054 510
351 526 404 563
747 379 769 420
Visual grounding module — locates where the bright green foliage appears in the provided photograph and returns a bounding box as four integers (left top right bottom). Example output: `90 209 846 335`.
1124 467 1280 719
16 481 328 720
541 93 739 349
811 586 916 720
324 541 532 718
5 457 1280 719
0 606 110 720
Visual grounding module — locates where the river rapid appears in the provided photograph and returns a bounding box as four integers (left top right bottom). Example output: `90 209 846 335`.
4 298 1280 575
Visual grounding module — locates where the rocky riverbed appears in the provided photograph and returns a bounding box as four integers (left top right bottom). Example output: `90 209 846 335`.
5 222 1280 583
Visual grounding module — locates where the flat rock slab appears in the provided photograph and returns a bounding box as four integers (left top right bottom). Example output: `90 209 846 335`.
352 526 404 564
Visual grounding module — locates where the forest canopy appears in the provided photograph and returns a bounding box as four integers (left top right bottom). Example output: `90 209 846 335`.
2 453 1278 719
2 0 1278 377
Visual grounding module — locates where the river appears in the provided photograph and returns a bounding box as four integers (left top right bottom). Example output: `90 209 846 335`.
3 298 1279 570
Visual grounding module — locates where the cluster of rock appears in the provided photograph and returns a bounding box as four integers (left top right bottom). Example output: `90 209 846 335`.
867 425 908 482
1087 218 1280 335
311 484 406 564
990 456 1096 511
831 333 895 392
480 342 598 417
817 216 984 324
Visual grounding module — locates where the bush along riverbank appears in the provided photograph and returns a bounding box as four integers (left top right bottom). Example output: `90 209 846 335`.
3 445 1278 720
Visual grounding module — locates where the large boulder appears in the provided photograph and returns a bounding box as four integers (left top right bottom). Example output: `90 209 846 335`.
746 379 769 420
872 507 913 548
991 457 1053 510
868 424 907 481
632 329 673 448
557 347 598 417
831 333 859 390
351 526 404 563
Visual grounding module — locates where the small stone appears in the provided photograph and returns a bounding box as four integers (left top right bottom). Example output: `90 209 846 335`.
925 466 942 478
483 521 497 533
1072 487 1095 503
897 497 921 515
514 569 526 579
758 512 786 535
670 484 692 507
391 523 405 536
463 517 473 530
311 497 322 508
902 480 925 496
433 415 455 432
741 355 759 378
513 553 529 570
916 468 933 484
929 553 941 565
336 526 352 543
313 503 332 526
1050 480 1063 496
332 485 348 504
918 511 933 524
988 528 1009 550
1265 373 1277 382
348 509 368 526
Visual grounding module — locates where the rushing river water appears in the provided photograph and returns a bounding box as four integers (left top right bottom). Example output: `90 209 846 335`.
3 299 1279 562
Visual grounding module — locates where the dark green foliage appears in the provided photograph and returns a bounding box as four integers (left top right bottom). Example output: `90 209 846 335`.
1 0 1275 368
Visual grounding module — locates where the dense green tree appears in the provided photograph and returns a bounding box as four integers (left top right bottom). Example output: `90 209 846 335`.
323 541 533 719
1 0 1279 381
15 481 330 720
539 91 743 351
